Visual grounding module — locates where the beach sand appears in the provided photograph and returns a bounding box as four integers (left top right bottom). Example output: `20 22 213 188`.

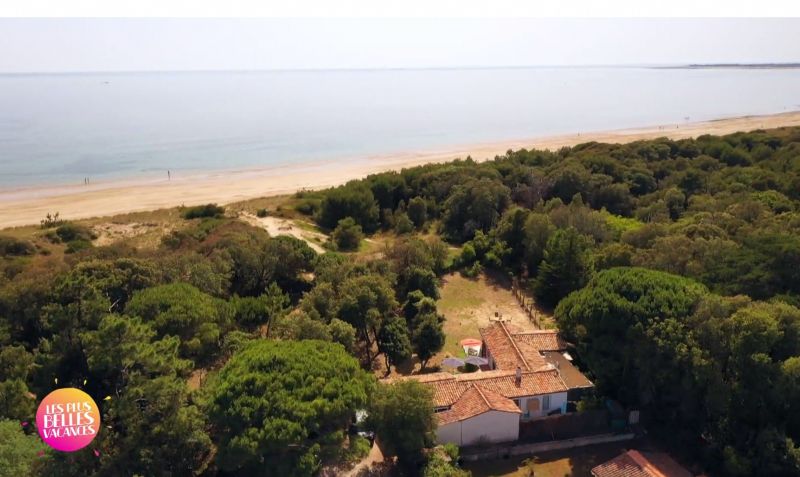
2 111 800 229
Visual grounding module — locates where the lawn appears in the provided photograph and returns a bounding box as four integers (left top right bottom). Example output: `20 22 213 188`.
463 441 631 477
432 270 544 366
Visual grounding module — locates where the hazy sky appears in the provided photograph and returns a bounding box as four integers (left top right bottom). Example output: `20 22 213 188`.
2 18 799 73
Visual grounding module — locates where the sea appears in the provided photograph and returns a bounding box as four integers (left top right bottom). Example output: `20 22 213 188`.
1 66 799 188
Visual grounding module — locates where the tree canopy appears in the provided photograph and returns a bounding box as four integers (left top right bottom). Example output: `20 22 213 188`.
368 380 437 471
203 340 374 477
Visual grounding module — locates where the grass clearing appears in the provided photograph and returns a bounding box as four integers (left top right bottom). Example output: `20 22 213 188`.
464 441 631 477
431 270 545 368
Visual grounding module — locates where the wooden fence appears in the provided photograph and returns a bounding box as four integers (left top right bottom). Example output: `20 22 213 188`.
511 278 543 328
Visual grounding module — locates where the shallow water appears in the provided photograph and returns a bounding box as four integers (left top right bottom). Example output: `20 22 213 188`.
1 66 799 187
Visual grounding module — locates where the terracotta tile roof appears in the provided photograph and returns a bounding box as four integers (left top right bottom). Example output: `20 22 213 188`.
591 450 693 477
403 368 569 408
512 330 568 352
407 372 455 383
437 385 521 425
479 321 549 371
478 385 524 414
461 369 568 401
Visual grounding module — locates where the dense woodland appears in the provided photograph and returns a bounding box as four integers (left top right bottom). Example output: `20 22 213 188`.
2 126 800 476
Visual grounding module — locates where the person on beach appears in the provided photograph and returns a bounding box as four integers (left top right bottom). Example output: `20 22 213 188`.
168 170 171 181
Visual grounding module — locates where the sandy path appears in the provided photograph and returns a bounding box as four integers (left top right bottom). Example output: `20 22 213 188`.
342 442 385 477
2 111 800 229
240 213 328 253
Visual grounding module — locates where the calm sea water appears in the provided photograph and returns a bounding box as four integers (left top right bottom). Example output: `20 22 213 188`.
1 67 799 188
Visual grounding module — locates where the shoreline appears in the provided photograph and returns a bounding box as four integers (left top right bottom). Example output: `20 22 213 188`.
2 110 800 229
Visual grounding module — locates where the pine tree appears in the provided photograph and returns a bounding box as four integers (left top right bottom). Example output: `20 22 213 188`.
534 227 591 307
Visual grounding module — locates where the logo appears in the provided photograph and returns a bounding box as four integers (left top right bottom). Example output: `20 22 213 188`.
36 387 101 452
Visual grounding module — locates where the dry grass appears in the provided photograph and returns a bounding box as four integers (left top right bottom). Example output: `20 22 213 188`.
430 270 545 369
463 441 631 477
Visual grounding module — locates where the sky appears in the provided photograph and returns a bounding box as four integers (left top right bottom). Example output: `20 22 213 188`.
1 18 799 73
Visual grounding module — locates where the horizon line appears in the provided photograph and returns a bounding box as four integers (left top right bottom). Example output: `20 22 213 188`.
3 62 800 76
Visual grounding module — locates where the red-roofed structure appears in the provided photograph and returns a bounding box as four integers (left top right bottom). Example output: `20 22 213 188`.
400 320 594 446
591 450 693 477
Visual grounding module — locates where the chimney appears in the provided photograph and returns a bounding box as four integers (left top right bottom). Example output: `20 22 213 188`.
515 366 522 387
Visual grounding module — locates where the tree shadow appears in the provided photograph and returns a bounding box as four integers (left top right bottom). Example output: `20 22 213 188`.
483 268 513 291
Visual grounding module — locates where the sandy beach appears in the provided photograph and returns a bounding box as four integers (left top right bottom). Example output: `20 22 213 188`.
2 111 800 229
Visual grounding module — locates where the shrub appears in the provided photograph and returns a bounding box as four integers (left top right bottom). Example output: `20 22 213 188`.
161 230 191 249
0 236 35 257
54 222 96 243
40 212 64 228
255 208 268 218
458 243 477 266
394 211 414 235
332 217 363 251
345 435 372 463
181 203 225 219
43 229 60 244
463 261 483 278
295 199 320 216
65 239 93 254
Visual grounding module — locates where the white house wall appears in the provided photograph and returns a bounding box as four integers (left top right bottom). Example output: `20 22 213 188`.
461 410 519 445
436 411 520 446
437 421 462 445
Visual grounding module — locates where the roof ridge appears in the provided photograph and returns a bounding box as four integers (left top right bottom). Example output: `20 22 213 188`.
514 329 559 335
499 321 531 371
473 384 491 408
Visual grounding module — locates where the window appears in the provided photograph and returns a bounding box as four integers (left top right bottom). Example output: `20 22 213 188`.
542 395 551 411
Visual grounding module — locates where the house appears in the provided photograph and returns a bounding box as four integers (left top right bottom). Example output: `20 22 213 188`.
480 320 594 400
436 384 521 446
400 320 593 446
591 450 693 477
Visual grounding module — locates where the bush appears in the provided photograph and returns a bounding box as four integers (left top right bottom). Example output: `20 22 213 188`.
463 261 483 278
161 230 192 249
345 435 372 463
332 217 363 251
255 208 268 218
458 243 477 266
394 211 414 235
65 239 93 254
441 443 460 463
181 203 225 219
0 236 35 257
39 211 64 228
295 199 320 216
423 446 470 477
55 222 96 242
